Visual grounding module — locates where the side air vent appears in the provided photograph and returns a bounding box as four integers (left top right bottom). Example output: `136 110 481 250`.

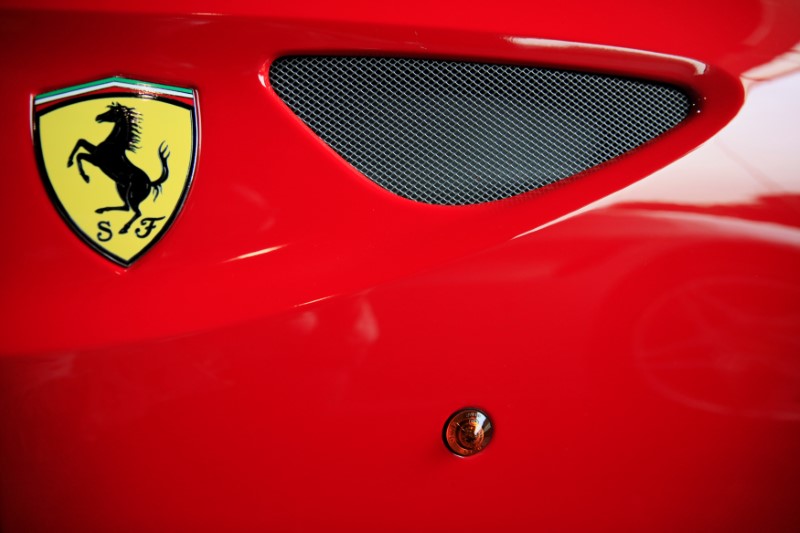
270 56 692 205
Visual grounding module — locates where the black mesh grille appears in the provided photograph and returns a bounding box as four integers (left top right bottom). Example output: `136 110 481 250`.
270 56 692 205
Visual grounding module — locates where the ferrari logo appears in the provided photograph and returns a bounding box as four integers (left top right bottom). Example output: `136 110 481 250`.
33 77 198 266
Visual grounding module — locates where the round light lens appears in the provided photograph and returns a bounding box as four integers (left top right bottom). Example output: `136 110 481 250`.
443 408 493 456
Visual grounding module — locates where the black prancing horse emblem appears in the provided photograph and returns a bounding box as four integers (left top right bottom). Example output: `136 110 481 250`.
33 77 197 266
67 102 170 235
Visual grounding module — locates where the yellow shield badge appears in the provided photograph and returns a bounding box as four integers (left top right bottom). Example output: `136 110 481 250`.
33 77 198 266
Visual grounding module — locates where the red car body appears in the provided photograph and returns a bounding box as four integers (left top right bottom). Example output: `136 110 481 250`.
1 0 799 530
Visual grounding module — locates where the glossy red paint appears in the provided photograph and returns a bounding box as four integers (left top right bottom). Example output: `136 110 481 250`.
1 1 799 531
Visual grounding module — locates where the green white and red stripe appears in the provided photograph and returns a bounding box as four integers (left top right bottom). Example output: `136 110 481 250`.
34 77 195 110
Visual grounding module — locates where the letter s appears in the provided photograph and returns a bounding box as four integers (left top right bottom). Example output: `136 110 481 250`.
97 220 112 242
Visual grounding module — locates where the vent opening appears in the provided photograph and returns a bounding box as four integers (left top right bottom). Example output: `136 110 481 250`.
270 56 692 205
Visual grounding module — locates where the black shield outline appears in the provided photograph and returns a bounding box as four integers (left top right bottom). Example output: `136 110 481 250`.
32 83 199 267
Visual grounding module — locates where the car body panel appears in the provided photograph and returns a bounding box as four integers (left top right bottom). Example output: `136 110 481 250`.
1 1 799 530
